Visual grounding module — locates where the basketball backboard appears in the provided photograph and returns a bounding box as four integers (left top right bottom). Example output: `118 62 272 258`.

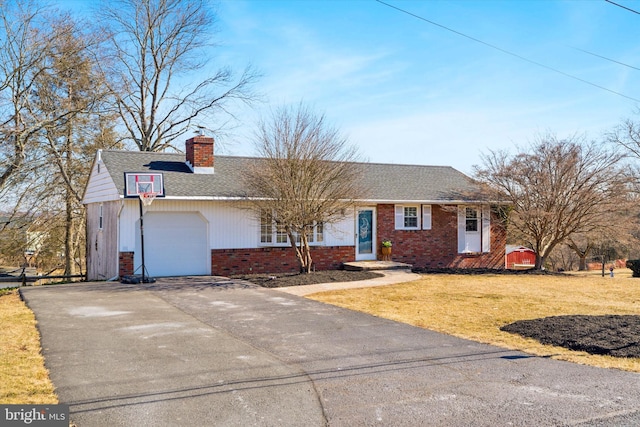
124 172 165 197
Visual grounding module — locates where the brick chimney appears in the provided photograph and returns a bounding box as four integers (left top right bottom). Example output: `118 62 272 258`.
185 135 215 174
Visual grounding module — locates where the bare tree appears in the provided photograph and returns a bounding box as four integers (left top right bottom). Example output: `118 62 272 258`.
0 0 72 191
31 16 114 276
475 133 629 269
609 112 640 159
566 207 639 271
244 104 365 273
566 233 596 271
0 6 117 275
99 0 258 152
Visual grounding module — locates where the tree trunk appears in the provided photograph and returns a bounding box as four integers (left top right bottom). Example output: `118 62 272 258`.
64 196 73 275
63 122 76 276
289 229 314 274
64 135 74 276
578 256 587 271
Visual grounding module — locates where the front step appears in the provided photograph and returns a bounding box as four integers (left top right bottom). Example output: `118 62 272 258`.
343 261 413 271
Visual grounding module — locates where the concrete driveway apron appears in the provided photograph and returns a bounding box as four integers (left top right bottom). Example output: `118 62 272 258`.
21 277 640 426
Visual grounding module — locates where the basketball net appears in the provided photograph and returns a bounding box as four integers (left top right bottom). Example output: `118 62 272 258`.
139 192 157 207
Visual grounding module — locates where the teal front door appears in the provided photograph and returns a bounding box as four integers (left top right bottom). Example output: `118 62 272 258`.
356 208 376 260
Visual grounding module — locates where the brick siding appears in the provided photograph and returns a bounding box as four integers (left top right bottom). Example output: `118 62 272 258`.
118 251 134 277
376 204 506 269
211 245 354 275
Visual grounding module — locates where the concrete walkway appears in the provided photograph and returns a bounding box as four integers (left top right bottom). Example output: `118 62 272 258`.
274 269 421 296
21 277 640 426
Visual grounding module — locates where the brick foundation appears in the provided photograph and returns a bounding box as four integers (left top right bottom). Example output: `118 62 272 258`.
376 204 506 269
211 246 354 276
119 251 134 277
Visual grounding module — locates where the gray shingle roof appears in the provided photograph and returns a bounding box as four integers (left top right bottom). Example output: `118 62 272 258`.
100 150 485 202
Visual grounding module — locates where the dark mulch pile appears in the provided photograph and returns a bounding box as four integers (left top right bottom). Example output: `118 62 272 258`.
501 315 640 358
231 270 383 288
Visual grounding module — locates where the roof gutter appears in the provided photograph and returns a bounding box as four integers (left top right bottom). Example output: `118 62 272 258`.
122 195 510 204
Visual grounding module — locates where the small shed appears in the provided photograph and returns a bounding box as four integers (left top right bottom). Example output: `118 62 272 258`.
505 245 536 270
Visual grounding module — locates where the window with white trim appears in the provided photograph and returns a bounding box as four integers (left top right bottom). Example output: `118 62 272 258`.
395 205 418 230
276 224 288 244
316 222 324 242
404 206 418 228
395 204 432 230
260 210 273 243
466 207 479 232
260 210 324 245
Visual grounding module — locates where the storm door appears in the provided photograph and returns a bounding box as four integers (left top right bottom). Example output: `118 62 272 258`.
356 207 376 260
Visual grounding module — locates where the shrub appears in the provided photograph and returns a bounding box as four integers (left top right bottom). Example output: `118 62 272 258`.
625 260 640 277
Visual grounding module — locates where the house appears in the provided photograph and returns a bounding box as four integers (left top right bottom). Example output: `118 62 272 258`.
505 245 536 270
0 214 50 269
82 135 506 280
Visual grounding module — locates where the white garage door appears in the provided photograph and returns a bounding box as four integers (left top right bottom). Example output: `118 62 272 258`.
135 212 209 277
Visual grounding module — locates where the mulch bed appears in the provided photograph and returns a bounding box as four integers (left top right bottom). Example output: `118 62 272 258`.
501 315 640 358
231 270 383 288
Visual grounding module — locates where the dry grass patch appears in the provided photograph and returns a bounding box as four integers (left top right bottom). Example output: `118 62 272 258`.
308 270 640 372
0 290 57 404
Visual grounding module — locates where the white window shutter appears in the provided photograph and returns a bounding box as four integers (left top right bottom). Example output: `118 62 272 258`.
457 205 466 253
482 205 491 253
395 205 404 230
422 205 432 230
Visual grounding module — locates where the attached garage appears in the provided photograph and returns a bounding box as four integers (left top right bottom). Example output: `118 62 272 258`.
135 212 210 277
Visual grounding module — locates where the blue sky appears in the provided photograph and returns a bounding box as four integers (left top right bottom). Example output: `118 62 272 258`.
61 0 640 175
213 0 640 174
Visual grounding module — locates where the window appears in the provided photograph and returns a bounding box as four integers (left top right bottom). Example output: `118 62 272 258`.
316 222 324 242
260 210 324 245
98 204 104 230
260 210 273 243
305 222 323 243
276 224 288 244
404 206 418 228
466 207 479 232
395 205 431 230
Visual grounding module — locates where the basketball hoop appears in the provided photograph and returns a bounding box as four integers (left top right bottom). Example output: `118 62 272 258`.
139 192 157 207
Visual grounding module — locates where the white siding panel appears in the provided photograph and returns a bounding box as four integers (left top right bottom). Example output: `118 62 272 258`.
119 199 140 252
210 202 261 249
323 210 355 246
119 199 355 252
83 158 120 204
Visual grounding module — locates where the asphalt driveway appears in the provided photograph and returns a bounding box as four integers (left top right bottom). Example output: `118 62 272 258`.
21 277 640 426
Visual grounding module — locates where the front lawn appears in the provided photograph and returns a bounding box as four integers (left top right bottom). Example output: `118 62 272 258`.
308 270 640 372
